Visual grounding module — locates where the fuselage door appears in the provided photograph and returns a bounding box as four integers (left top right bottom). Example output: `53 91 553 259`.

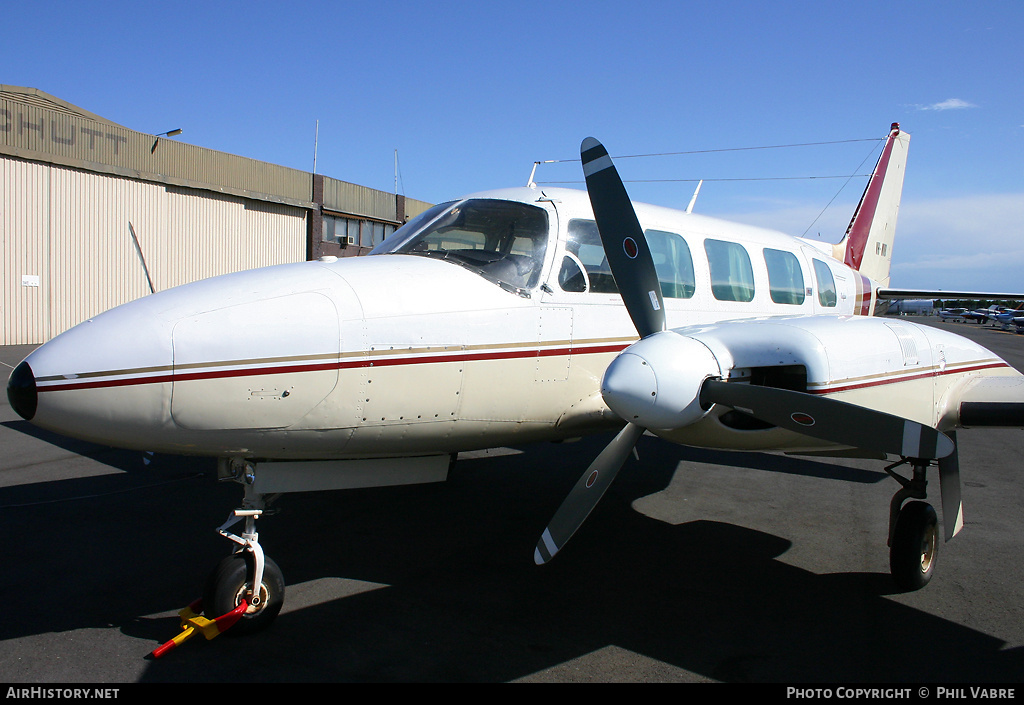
533 195 573 383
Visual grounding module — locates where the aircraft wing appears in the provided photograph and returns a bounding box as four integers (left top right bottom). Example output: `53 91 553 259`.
956 376 1024 428
877 288 1024 301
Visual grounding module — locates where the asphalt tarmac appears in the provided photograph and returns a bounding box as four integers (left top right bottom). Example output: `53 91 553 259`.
2 315 1023 684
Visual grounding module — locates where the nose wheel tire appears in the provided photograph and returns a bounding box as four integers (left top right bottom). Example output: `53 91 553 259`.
203 552 285 636
889 501 938 592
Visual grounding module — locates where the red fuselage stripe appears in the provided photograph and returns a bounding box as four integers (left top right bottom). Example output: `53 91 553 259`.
37 346 1009 399
36 343 632 393
806 361 1009 395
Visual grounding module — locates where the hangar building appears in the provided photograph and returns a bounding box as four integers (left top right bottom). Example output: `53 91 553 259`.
1 85 432 345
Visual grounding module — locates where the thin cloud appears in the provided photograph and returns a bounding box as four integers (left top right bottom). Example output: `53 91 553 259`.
888 193 1024 291
722 192 1024 292
917 98 978 111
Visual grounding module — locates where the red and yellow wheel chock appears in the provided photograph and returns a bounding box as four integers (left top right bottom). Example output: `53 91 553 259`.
151 599 248 659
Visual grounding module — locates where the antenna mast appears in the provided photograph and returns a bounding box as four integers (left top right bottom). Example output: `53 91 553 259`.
685 180 703 213
313 120 319 174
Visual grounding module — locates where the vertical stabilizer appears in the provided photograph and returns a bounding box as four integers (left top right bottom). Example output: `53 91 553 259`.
832 124 910 289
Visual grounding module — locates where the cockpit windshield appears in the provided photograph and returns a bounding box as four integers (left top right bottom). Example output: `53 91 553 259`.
369 199 549 296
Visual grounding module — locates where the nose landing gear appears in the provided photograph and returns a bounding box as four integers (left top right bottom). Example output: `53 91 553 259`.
205 484 285 636
152 461 285 656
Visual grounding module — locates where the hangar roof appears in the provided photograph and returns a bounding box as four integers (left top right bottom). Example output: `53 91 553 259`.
1 85 126 127
1 85 430 223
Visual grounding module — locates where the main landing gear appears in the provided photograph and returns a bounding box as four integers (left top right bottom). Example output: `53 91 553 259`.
886 458 940 591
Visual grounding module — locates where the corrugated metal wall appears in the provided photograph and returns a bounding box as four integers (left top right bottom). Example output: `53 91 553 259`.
2 158 49 344
320 182 435 224
2 87 436 345
404 197 434 220
322 177 398 222
2 158 306 345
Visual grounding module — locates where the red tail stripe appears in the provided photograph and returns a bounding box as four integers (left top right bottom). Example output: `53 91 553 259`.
844 127 899 271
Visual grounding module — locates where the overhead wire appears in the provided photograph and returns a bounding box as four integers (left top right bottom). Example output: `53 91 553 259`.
539 174 874 184
534 136 885 184
537 136 885 164
532 135 889 238
799 138 887 237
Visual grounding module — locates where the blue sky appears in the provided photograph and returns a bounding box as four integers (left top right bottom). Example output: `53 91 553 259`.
4 0 1022 293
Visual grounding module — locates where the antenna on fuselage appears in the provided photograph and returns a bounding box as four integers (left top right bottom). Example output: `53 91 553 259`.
685 179 703 213
528 159 560 188
528 161 540 188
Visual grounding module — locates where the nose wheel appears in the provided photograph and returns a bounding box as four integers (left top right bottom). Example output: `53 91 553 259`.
203 551 285 636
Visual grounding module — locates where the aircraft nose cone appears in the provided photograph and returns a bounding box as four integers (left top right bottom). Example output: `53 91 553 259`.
7 361 37 421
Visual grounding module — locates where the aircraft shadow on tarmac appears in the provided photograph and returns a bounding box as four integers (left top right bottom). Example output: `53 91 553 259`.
2 427 1022 682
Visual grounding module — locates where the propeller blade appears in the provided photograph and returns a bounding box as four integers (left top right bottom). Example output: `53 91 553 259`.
581 137 666 339
534 422 645 564
699 379 955 460
534 139 665 565
938 431 964 541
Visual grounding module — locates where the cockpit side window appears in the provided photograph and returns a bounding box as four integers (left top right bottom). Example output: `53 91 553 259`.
371 199 549 295
564 219 618 293
558 254 588 293
561 220 695 299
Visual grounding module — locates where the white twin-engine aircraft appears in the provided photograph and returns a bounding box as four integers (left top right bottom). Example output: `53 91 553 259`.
9 123 1024 637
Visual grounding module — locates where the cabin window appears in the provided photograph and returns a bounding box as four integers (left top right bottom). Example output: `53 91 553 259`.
705 239 755 302
813 259 837 307
763 248 805 305
645 229 695 299
372 199 549 294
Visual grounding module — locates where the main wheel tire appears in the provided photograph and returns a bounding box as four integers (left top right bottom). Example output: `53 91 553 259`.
890 501 939 591
203 552 285 636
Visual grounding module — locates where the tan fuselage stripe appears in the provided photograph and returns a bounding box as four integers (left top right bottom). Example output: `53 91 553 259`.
35 337 637 392
35 337 1009 398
